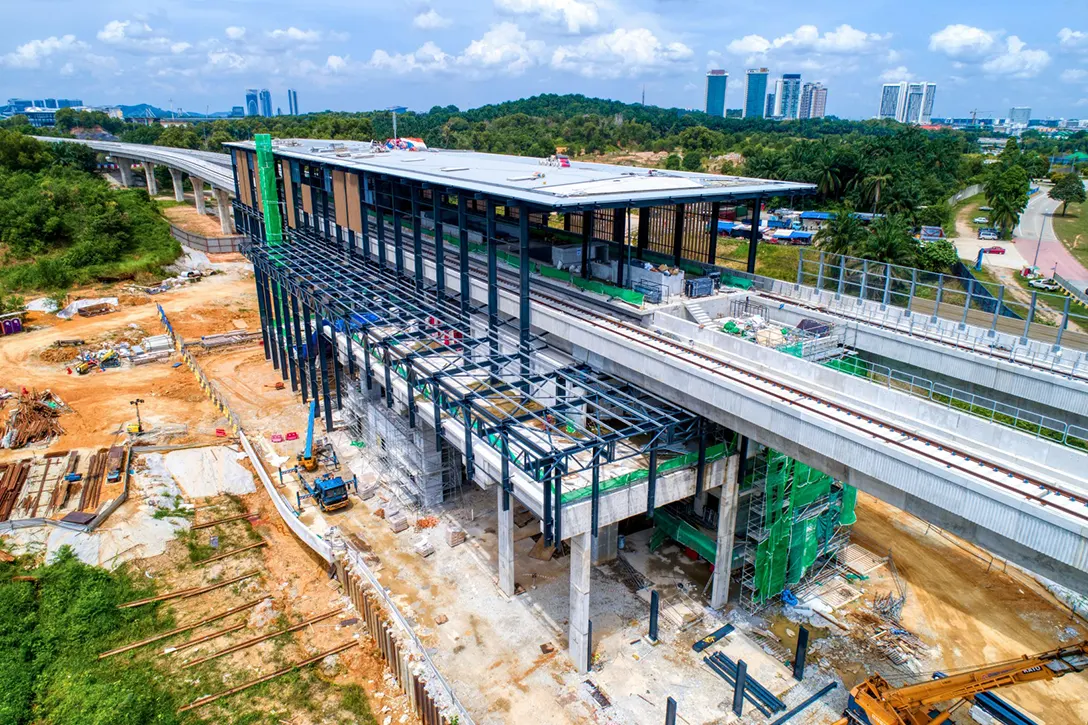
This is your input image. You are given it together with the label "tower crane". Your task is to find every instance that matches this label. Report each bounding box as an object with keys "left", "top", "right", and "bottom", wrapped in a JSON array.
[{"left": 835, "top": 640, "right": 1088, "bottom": 725}]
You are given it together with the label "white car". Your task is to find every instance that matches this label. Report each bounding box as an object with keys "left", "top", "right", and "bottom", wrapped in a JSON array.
[{"left": 973, "top": 216, "right": 989, "bottom": 224}]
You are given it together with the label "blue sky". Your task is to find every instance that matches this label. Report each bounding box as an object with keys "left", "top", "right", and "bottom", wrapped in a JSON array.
[{"left": 3, "top": 0, "right": 1087, "bottom": 119}]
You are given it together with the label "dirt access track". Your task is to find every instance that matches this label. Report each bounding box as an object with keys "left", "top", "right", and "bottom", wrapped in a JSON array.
[{"left": 0, "top": 270, "right": 260, "bottom": 461}]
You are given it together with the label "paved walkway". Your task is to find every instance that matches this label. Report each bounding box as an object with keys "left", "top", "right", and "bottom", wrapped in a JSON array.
[{"left": 1014, "top": 189, "right": 1088, "bottom": 282}]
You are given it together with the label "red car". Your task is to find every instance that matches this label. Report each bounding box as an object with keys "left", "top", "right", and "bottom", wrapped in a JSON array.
[{"left": 983, "top": 246, "right": 1006, "bottom": 254}]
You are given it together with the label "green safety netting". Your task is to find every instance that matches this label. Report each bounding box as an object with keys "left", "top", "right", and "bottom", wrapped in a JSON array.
[
  {"left": 823, "top": 354, "right": 870, "bottom": 379},
  {"left": 750, "top": 449, "right": 859, "bottom": 604},
  {"left": 561, "top": 441, "right": 733, "bottom": 504}
]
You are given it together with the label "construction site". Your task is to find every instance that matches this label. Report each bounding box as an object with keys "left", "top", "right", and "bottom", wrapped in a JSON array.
[{"left": 2, "top": 135, "right": 1087, "bottom": 725}]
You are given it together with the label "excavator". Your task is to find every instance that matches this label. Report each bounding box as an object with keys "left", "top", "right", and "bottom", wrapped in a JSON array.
[{"left": 835, "top": 640, "right": 1088, "bottom": 725}]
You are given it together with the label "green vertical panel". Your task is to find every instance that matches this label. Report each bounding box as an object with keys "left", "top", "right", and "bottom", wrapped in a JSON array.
[
  {"left": 839, "top": 484, "right": 858, "bottom": 525},
  {"left": 254, "top": 133, "right": 283, "bottom": 252}
]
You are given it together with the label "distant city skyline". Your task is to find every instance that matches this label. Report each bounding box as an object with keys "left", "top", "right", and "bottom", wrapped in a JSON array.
[{"left": 2, "top": 3, "right": 1081, "bottom": 119}]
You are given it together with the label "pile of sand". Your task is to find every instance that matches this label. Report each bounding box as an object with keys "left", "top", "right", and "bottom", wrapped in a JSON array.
[{"left": 164, "top": 446, "right": 256, "bottom": 498}]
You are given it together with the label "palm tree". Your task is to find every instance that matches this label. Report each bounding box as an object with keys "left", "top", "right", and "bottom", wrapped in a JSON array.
[
  {"left": 861, "top": 215, "right": 919, "bottom": 268},
  {"left": 862, "top": 167, "right": 893, "bottom": 213},
  {"left": 815, "top": 209, "right": 867, "bottom": 257},
  {"left": 815, "top": 150, "right": 842, "bottom": 199}
]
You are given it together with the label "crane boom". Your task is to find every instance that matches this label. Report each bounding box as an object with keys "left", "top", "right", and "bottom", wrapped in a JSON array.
[
  {"left": 298, "top": 401, "right": 318, "bottom": 472},
  {"left": 839, "top": 640, "right": 1088, "bottom": 725}
]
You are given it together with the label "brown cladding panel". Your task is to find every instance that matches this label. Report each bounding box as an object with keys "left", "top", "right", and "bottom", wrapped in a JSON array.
[
  {"left": 345, "top": 172, "right": 362, "bottom": 233},
  {"left": 233, "top": 150, "right": 252, "bottom": 208},
  {"left": 281, "top": 160, "right": 297, "bottom": 228},
  {"left": 332, "top": 170, "right": 348, "bottom": 229},
  {"left": 301, "top": 183, "right": 313, "bottom": 216},
  {"left": 249, "top": 152, "right": 262, "bottom": 208}
]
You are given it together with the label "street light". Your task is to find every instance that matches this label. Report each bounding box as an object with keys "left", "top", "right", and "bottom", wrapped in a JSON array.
[{"left": 130, "top": 398, "right": 145, "bottom": 433}]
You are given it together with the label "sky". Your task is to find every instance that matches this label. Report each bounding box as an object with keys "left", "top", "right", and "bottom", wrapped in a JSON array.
[{"left": 3, "top": 0, "right": 1087, "bottom": 120}]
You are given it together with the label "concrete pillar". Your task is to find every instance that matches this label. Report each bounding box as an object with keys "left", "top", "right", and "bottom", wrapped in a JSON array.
[
  {"left": 711, "top": 454, "right": 740, "bottom": 609},
  {"left": 168, "top": 168, "right": 185, "bottom": 202},
  {"left": 215, "top": 189, "right": 234, "bottom": 234},
  {"left": 497, "top": 486, "right": 514, "bottom": 596},
  {"left": 568, "top": 530, "right": 592, "bottom": 673},
  {"left": 693, "top": 489, "right": 708, "bottom": 518},
  {"left": 116, "top": 158, "right": 133, "bottom": 187},
  {"left": 592, "top": 522, "right": 618, "bottom": 564},
  {"left": 142, "top": 161, "right": 157, "bottom": 196},
  {"left": 191, "top": 176, "right": 206, "bottom": 214}
]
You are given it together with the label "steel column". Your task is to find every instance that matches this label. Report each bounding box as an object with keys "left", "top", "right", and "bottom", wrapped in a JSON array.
[
  {"left": 412, "top": 187, "right": 424, "bottom": 293},
  {"left": 613, "top": 208, "right": 627, "bottom": 287},
  {"left": 487, "top": 201, "right": 499, "bottom": 375},
  {"left": 708, "top": 201, "right": 721, "bottom": 264},
  {"left": 672, "top": 203, "right": 685, "bottom": 267},
  {"left": 254, "top": 268, "right": 272, "bottom": 360},
  {"left": 519, "top": 203, "right": 531, "bottom": 385},
  {"left": 746, "top": 199, "right": 762, "bottom": 274},
  {"left": 433, "top": 191, "right": 446, "bottom": 299},
  {"left": 458, "top": 195, "right": 470, "bottom": 325},
  {"left": 291, "top": 293, "right": 308, "bottom": 401},
  {"left": 302, "top": 301, "right": 320, "bottom": 416},
  {"left": 317, "top": 320, "right": 334, "bottom": 429},
  {"left": 637, "top": 208, "right": 649, "bottom": 261},
  {"left": 581, "top": 210, "right": 594, "bottom": 278}
]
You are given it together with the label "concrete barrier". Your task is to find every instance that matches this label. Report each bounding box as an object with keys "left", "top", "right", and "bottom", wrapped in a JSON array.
[{"left": 170, "top": 225, "right": 244, "bottom": 254}]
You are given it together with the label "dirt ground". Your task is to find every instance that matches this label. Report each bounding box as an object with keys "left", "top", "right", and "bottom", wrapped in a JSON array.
[
  {"left": 851, "top": 493, "right": 1088, "bottom": 724},
  {"left": 0, "top": 271, "right": 258, "bottom": 462},
  {"left": 162, "top": 201, "right": 231, "bottom": 238}
]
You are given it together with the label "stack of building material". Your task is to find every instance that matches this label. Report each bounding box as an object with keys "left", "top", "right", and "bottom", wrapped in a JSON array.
[
  {"left": 388, "top": 513, "right": 409, "bottom": 534},
  {"left": 0, "top": 461, "right": 31, "bottom": 521},
  {"left": 414, "top": 537, "right": 435, "bottom": 558},
  {"left": 194, "top": 331, "right": 263, "bottom": 350},
  {"left": 0, "top": 390, "right": 67, "bottom": 448},
  {"left": 447, "top": 524, "right": 466, "bottom": 548}
]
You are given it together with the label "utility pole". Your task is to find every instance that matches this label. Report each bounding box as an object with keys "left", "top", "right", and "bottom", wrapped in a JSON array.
[{"left": 130, "top": 398, "right": 145, "bottom": 433}]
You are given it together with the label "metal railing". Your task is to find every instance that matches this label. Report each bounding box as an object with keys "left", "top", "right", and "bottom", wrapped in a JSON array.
[{"left": 169, "top": 224, "right": 245, "bottom": 254}]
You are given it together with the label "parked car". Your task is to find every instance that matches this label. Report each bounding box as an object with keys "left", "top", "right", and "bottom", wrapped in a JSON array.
[
  {"left": 973, "top": 216, "right": 990, "bottom": 224},
  {"left": 1029, "top": 278, "right": 1061, "bottom": 291},
  {"left": 982, "top": 246, "right": 1005, "bottom": 254},
  {"left": 979, "top": 229, "right": 999, "bottom": 241}
]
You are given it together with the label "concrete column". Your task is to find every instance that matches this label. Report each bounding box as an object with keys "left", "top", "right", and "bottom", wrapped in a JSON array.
[
  {"left": 568, "top": 530, "right": 592, "bottom": 673},
  {"left": 497, "top": 486, "right": 514, "bottom": 596},
  {"left": 592, "top": 523, "right": 618, "bottom": 564},
  {"left": 711, "top": 454, "right": 741, "bottom": 609},
  {"left": 168, "top": 168, "right": 185, "bottom": 202},
  {"left": 693, "top": 489, "right": 708, "bottom": 518},
  {"left": 142, "top": 161, "right": 158, "bottom": 196},
  {"left": 215, "top": 189, "right": 234, "bottom": 234},
  {"left": 116, "top": 158, "right": 133, "bottom": 187},
  {"left": 191, "top": 177, "right": 206, "bottom": 214}
]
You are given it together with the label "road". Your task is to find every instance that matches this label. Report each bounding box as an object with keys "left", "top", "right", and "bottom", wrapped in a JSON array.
[{"left": 1014, "top": 186, "right": 1088, "bottom": 282}]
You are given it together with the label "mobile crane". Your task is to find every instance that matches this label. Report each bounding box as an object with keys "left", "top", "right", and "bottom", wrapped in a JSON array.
[
  {"left": 835, "top": 640, "right": 1088, "bottom": 725},
  {"left": 297, "top": 400, "right": 319, "bottom": 472}
]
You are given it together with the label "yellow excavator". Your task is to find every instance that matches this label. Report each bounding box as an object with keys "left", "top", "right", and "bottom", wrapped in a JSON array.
[{"left": 835, "top": 640, "right": 1088, "bottom": 725}]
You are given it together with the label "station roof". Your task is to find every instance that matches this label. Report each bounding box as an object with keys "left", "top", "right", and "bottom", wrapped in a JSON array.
[{"left": 227, "top": 139, "right": 816, "bottom": 210}]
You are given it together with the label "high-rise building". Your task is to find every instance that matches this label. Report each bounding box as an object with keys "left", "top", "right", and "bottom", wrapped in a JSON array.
[
  {"left": 765, "top": 93, "right": 777, "bottom": 118},
  {"left": 920, "top": 83, "right": 937, "bottom": 124},
  {"left": 878, "top": 82, "right": 936, "bottom": 124},
  {"left": 1009, "top": 106, "right": 1031, "bottom": 125},
  {"left": 773, "top": 74, "right": 802, "bottom": 120},
  {"left": 879, "top": 83, "right": 903, "bottom": 120},
  {"left": 245, "top": 89, "right": 259, "bottom": 116},
  {"left": 704, "top": 70, "right": 727, "bottom": 118},
  {"left": 259, "top": 89, "right": 272, "bottom": 117},
  {"left": 799, "top": 82, "right": 828, "bottom": 119},
  {"left": 288, "top": 88, "right": 299, "bottom": 116},
  {"left": 743, "top": 68, "right": 769, "bottom": 119}
]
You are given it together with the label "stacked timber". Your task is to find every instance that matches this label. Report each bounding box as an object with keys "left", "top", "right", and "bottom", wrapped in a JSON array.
[{"left": 0, "top": 461, "right": 31, "bottom": 521}]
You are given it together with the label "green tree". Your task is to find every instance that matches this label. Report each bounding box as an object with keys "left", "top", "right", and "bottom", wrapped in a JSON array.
[
  {"left": 919, "top": 238, "right": 959, "bottom": 271},
  {"left": 862, "top": 168, "right": 893, "bottom": 213},
  {"left": 156, "top": 126, "right": 201, "bottom": 149},
  {"left": 861, "top": 214, "right": 919, "bottom": 267},
  {"left": 1050, "top": 173, "right": 1086, "bottom": 216},
  {"left": 663, "top": 153, "right": 681, "bottom": 170},
  {"left": 681, "top": 151, "right": 704, "bottom": 171},
  {"left": 815, "top": 210, "right": 867, "bottom": 256},
  {"left": 985, "top": 165, "right": 1030, "bottom": 237}
]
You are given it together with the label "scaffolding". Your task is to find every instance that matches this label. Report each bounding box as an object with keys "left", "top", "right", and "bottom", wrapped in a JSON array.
[{"left": 739, "top": 447, "right": 857, "bottom": 611}]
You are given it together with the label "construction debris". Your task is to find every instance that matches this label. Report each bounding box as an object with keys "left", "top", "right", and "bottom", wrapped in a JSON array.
[
  {"left": 447, "top": 524, "right": 466, "bottom": 548},
  {"left": 0, "top": 390, "right": 68, "bottom": 449}
]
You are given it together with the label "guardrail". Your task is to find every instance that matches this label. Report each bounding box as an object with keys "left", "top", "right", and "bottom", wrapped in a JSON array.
[
  {"left": 169, "top": 225, "right": 245, "bottom": 254},
  {"left": 1055, "top": 273, "right": 1088, "bottom": 307}
]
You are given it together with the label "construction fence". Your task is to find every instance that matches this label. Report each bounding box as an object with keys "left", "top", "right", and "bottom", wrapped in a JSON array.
[{"left": 170, "top": 225, "right": 245, "bottom": 254}]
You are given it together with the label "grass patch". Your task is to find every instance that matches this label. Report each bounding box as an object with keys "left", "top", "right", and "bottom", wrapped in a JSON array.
[{"left": 1053, "top": 201, "right": 1088, "bottom": 271}]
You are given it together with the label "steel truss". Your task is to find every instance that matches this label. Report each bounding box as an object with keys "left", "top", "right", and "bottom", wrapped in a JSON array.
[{"left": 235, "top": 171, "right": 718, "bottom": 549}]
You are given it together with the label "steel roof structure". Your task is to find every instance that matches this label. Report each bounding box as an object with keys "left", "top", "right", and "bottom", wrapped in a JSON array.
[{"left": 226, "top": 138, "right": 815, "bottom": 210}]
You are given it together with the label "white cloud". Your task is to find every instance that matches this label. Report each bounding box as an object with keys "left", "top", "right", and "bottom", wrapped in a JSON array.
[
  {"left": 981, "top": 36, "right": 1050, "bottom": 78},
  {"left": 1059, "top": 28, "right": 1087, "bottom": 50},
  {"left": 96, "top": 20, "right": 189, "bottom": 54},
  {"left": 225, "top": 26, "right": 246, "bottom": 40},
  {"left": 369, "top": 41, "right": 452, "bottom": 74},
  {"left": 459, "top": 23, "right": 542, "bottom": 73},
  {"left": 495, "top": 0, "right": 600, "bottom": 34},
  {"left": 1063, "top": 68, "right": 1088, "bottom": 83},
  {"left": 268, "top": 27, "right": 322, "bottom": 43},
  {"left": 929, "top": 24, "right": 997, "bottom": 57},
  {"left": 880, "top": 65, "right": 913, "bottom": 82},
  {"left": 551, "top": 27, "right": 693, "bottom": 78},
  {"left": 206, "top": 47, "right": 254, "bottom": 72},
  {"left": 413, "top": 9, "right": 451, "bottom": 30},
  {"left": 727, "top": 24, "right": 889, "bottom": 59},
  {"left": 2, "top": 34, "right": 88, "bottom": 68},
  {"left": 326, "top": 55, "right": 348, "bottom": 72}
]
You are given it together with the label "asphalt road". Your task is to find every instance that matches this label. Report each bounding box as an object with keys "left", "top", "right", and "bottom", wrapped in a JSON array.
[{"left": 1014, "top": 185, "right": 1088, "bottom": 282}]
